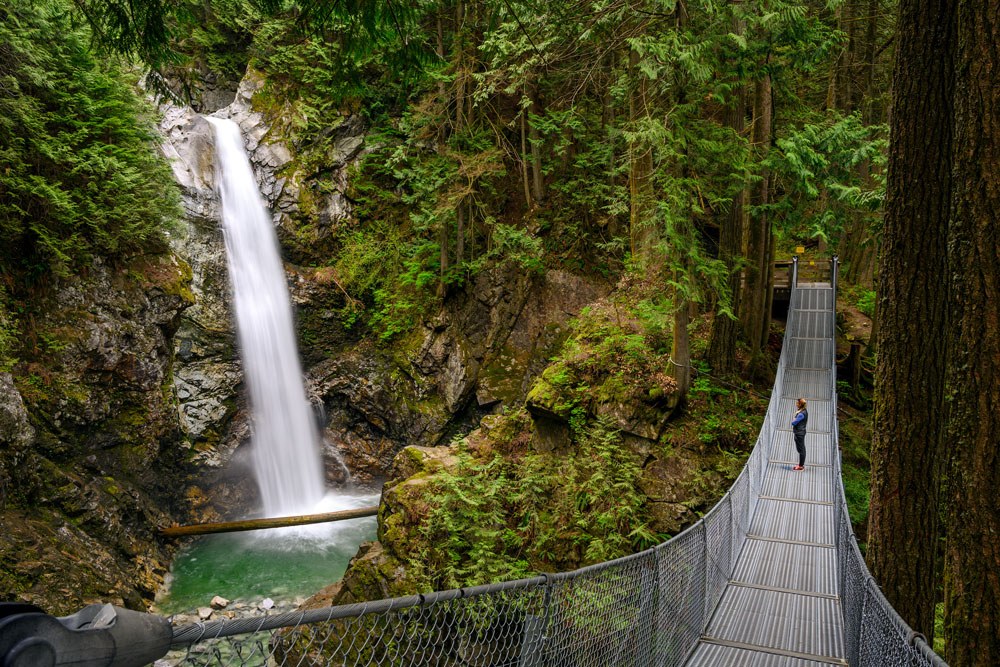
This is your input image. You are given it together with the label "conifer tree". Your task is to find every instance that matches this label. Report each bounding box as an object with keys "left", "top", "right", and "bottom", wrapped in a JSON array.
[
  {"left": 943, "top": 0, "right": 1000, "bottom": 661},
  {"left": 867, "top": 0, "right": 954, "bottom": 641},
  {"left": 0, "top": 0, "right": 179, "bottom": 278}
]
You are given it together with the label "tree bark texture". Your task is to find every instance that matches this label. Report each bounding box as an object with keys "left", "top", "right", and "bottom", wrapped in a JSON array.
[
  {"left": 741, "top": 73, "right": 772, "bottom": 353},
  {"left": 628, "top": 49, "right": 657, "bottom": 269},
  {"left": 826, "top": 3, "right": 844, "bottom": 110},
  {"left": 438, "top": 217, "right": 450, "bottom": 297},
  {"left": 456, "top": 200, "right": 466, "bottom": 266},
  {"left": 943, "top": 0, "right": 1000, "bottom": 663},
  {"left": 672, "top": 293, "right": 691, "bottom": 396},
  {"left": 841, "top": 0, "right": 883, "bottom": 287},
  {"left": 708, "top": 79, "right": 746, "bottom": 375},
  {"left": 528, "top": 80, "right": 545, "bottom": 203},
  {"left": 161, "top": 506, "right": 379, "bottom": 538},
  {"left": 860, "top": 0, "right": 882, "bottom": 123},
  {"left": 841, "top": 162, "right": 876, "bottom": 287},
  {"left": 520, "top": 110, "right": 532, "bottom": 207},
  {"left": 866, "top": 0, "right": 955, "bottom": 640}
]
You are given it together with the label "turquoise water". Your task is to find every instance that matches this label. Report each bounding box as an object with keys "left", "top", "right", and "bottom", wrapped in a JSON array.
[{"left": 159, "top": 491, "right": 379, "bottom": 614}]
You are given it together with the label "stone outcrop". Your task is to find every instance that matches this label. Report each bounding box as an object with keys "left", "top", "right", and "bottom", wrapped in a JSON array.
[
  {"left": 157, "top": 66, "right": 241, "bottom": 115},
  {"left": 0, "top": 256, "right": 194, "bottom": 614},
  {"left": 159, "top": 101, "right": 243, "bottom": 468},
  {"left": 299, "top": 266, "right": 608, "bottom": 483},
  {"left": 0, "top": 373, "right": 34, "bottom": 453}
]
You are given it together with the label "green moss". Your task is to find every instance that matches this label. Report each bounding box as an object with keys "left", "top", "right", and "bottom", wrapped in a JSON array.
[
  {"left": 110, "top": 406, "right": 150, "bottom": 430},
  {"left": 842, "top": 463, "right": 870, "bottom": 528},
  {"left": 103, "top": 478, "right": 121, "bottom": 496},
  {"left": 377, "top": 512, "right": 408, "bottom": 549},
  {"left": 407, "top": 447, "right": 432, "bottom": 466},
  {"left": 484, "top": 409, "right": 532, "bottom": 447},
  {"left": 164, "top": 259, "right": 196, "bottom": 305},
  {"left": 595, "top": 373, "right": 630, "bottom": 403},
  {"left": 526, "top": 365, "right": 579, "bottom": 421}
]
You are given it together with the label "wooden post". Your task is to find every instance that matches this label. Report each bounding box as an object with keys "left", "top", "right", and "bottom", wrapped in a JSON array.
[
  {"left": 847, "top": 342, "right": 862, "bottom": 389},
  {"left": 160, "top": 506, "right": 379, "bottom": 538}
]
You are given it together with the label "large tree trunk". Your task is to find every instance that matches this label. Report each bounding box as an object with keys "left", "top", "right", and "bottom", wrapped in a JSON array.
[
  {"left": 943, "top": 0, "right": 1000, "bottom": 662},
  {"left": 707, "top": 69, "right": 746, "bottom": 374},
  {"left": 841, "top": 0, "right": 883, "bottom": 286},
  {"left": 741, "top": 72, "right": 772, "bottom": 353},
  {"left": 438, "top": 219, "right": 450, "bottom": 297},
  {"left": 841, "top": 154, "right": 877, "bottom": 287},
  {"left": 520, "top": 110, "right": 532, "bottom": 207},
  {"left": 860, "top": 0, "right": 882, "bottom": 122},
  {"left": 866, "top": 0, "right": 955, "bottom": 640},
  {"left": 527, "top": 80, "right": 545, "bottom": 204},
  {"left": 628, "top": 49, "right": 657, "bottom": 269},
  {"left": 826, "top": 2, "right": 844, "bottom": 110},
  {"left": 672, "top": 292, "right": 691, "bottom": 396},
  {"left": 456, "top": 201, "right": 466, "bottom": 266}
]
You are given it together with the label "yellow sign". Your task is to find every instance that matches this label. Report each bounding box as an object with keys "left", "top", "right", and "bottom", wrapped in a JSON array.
[{"left": 795, "top": 246, "right": 805, "bottom": 254}]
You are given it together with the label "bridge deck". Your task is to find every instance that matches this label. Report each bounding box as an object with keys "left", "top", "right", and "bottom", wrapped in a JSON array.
[{"left": 686, "top": 285, "right": 846, "bottom": 667}]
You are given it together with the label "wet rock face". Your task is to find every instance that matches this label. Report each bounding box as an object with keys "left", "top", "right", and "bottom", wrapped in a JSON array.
[
  {"left": 159, "top": 66, "right": 240, "bottom": 114},
  {"left": 0, "top": 257, "right": 194, "bottom": 614},
  {"left": 0, "top": 373, "right": 34, "bottom": 453},
  {"left": 159, "top": 101, "right": 242, "bottom": 460},
  {"left": 299, "top": 267, "right": 608, "bottom": 483},
  {"left": 309, "top": 350, "right": 451, "bottom": 480},
  {"left": 211, "top": 70, "right": 366, "bottom": 263}
]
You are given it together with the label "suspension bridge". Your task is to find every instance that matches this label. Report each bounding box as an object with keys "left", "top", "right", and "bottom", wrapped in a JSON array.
[{"left": 0, "top": 257, "right": 947, "bottom": 666}]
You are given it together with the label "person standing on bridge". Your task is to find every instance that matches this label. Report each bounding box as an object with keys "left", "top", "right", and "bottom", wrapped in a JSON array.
[{"left": 791, "top": 398, "right": 808, "bottom": 470}]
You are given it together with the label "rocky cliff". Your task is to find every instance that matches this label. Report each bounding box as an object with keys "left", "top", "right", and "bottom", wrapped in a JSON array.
[{"left": 0, "top": 256, "right": 194, "bottom": 613}]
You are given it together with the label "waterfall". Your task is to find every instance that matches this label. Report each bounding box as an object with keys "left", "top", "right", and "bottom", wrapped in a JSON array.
[{"left": 206, "top": 116, "right": 326, "bottom": 518}]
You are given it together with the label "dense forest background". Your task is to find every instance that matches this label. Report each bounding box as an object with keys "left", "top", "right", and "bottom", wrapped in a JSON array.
[{"left": 0, "top": 0, "right": 996, "bottom": 663}]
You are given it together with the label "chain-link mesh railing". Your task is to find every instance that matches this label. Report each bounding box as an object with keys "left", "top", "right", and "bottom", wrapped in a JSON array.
[
  {"left": 8, "top": 258, "right": 947, "bottom": 666},
  {"left": 827, "top": 258, "right": 948, "bottom": 667},
  {"left": 161, "top": 446, "right": 777, "bottom": 667}
]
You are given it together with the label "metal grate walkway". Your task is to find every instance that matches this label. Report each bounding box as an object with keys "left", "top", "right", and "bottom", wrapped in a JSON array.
[{"left": 686, "top": 285, "right": 846, "bottom": 667}]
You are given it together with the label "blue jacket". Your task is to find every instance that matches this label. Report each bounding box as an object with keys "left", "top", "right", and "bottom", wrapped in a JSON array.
[{"left": 792, "top": 409, "right": 808, "bottom": 435}]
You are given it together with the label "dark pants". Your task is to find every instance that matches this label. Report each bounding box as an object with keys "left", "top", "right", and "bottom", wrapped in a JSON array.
[{"left": 794, "top": 431, "right": 806, "bottom": 466}]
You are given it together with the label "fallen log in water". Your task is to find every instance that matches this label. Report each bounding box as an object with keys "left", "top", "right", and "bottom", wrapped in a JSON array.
[{"left": 160, "top": 506, "right": 380, "bottom": 538}]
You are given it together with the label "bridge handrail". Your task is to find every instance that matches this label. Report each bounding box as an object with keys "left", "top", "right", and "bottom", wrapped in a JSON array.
[{"left": 826, "top": 257, "right": 947, "bottom": 667}]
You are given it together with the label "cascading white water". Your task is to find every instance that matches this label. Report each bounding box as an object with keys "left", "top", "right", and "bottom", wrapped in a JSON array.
[{"left": 206, "top": 116, "right": 326, "bottom": 518}]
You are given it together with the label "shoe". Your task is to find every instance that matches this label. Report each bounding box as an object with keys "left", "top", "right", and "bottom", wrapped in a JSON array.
[{"left": 792, "top": 465, "right": 804, "bottom": 471}]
